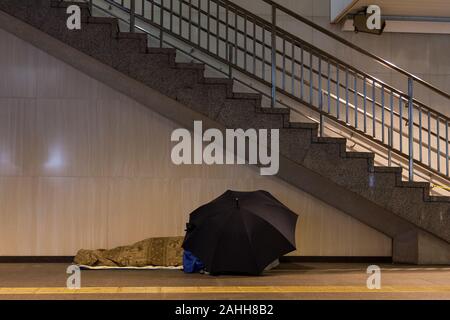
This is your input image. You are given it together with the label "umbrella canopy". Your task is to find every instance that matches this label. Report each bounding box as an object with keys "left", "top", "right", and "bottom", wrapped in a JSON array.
[{"left": 182, "top": 190, "right": 298, "bottom": 275}]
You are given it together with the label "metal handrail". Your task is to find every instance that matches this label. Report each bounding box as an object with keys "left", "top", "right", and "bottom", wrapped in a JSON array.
[
  {"left": 106, "top": 0, "right": 447, "bottom": 187},
  {"left": 221, "top": 0, "right": 450, "bottom": 181},
  {"left": 211, "top": 0, "right": 450, "bottom": 122},
  {"left": 262, "top": 0, "right": 450, "bottom": 101},
  {"left": 113, "top": 0, "right": 447, "bottom": 148},
  {"left": 84, "top": 0, "right": 449, "bottom": 182},
  {"left": 184, "top": 0, "right": 450, "bottom": 124}
]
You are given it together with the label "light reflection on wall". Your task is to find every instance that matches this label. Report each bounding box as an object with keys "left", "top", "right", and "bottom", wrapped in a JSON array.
[
  {"left": 0, "top": 152, "right": 9, "bottom": 165},
  {"left": 0, "top": 151, "right": 15, "bottom": 172},
  {"left": 44, "top": 146, "right": 65, "bottom": 170},
  {"left": 369, "top": 173, "right": 375, "bottom": 188}
]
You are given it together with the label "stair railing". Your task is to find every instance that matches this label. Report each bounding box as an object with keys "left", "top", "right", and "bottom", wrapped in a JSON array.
[
  {"left": 84, "top": 0, "right": 450, "bottom": 184},
  {"left": 264, "top": 0, "right": 450, "bottom": 182}
]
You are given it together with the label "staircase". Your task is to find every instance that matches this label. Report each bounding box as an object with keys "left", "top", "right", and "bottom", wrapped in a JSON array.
[{"left": 1, "top": 0, "right": 450, "bottom": 264}]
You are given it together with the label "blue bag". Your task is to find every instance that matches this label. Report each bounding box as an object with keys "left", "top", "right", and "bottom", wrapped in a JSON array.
[{"left": 183, "top": 250, "right": 205, "bottom": 273}]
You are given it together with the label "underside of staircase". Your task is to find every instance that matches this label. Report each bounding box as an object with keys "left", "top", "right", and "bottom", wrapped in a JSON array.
[{"left": 1, "top": 0, "right": 450, "bottom": 264}]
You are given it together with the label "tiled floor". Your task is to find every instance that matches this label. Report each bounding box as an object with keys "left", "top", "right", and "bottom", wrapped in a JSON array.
[{"left": 1, "top": 262, "right": 450, "bottom": 299}]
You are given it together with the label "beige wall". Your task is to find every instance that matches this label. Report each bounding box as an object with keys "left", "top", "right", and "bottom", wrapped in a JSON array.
[{"left": 0, "top": 27, "right": 392, "bottom": 256}]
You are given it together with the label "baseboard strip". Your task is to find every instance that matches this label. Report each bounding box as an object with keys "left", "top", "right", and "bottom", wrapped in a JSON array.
[
  {"left": 0, "top": 256, "right": 75, "bottom": 263},
  {"left": 0, "top": 256, "right": 392, "bottom": 264},
  {"left": 280, "top": 256, "right": 393, "bottom": 263}
]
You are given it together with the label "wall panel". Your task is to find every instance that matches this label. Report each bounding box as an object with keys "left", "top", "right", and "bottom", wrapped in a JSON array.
[{"left": 0, "top": 27, "right": 392, "bottom": 257}]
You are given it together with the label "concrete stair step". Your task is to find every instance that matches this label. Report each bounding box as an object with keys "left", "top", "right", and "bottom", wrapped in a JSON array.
[
  {"left": 116, "top": 32, "right": 148, "bottom": 54},
  {"left": 201, "top": 78, "right": 234, "bottom": 96},
  {"left": 175, "top": 62, "right": 205, "bottom": 71},
  {"left": 279, "top": 128, "right": 315, "bottom": 164},
  {"left": 87, "top": 17, "right": 119, "bottom": 33},
  {"left": 256, "top": 106, "right": 290, "bottom": 115},
  {"left": 215, "top": 102, "right": 285, "bottom": 130},
  {"left": 255, "top": 107, "right": 290, "bottom": 127},
  {"left": 398, "top": 181, "right": 431, "bottom": 189},
  {"left": 112, "top": 53, "right": 175, "bottom": 77},
  {"left": 175, "top": 84, "right": 229, "bottom": 118},
  {"left": 45, "top": 22, "right": 116, "bottom": 65},
  {"left": 130, "top": 65, "right": 205, "bottom": 99},
  {"left": 314, "top": 136, "right": 347, "bottom": 145},
  {"left": 232, "top": 92, "right": 261, "bottom": 101},
  {"left": 429, "top": 195, "right": 450, "bottom": 202},
  {"left": 345, "top": 151, "right": 375, "bottom": 159},
  {"left": 374, "top": 166, "right": 403, "bottom": 174},
  {"left": 147, "top": 47, "right": 177, "bottom": 55},
  {"left": 287, "top": 122, "right": 318, "bottom": 130}
]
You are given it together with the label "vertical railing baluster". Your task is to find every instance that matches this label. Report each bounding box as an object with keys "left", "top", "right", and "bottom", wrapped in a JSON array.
[
  {"left": 300, "top": 47, "right": 304, "bottom": 100},
  {"left": 345, "top": 67, "right": 349, "bottom": 123},
  {"left": 228, "top": 44, "right": 233, "bottom": 79},
  {"left": 271, "top": 4, "right": 277, "bottom": 107},
  {"left": 399, "top": 97, "right": 403, "bottom": 153},
  {"left": 388, "top": 130, "right": 392, "bottom": 167},
  {"left": 130, "top": 0, "right": 135, "bottom": 33},
  {"left": 206, "top": 0, "right": 210, "bottom": 51},
  {"left": 291, "top": 43, "right": 295, "bottom": 95},
  {"left": 262, "top": 28, "right": 266, "bottom": 81},
  {"left": 336, "top": 64, "right": 340, "bottom": 119},
  {"left": 234, "top": 12, "right": 237, "bottom": 65},
  {"left": 389, "top": 91, "right": 394, "bottom": 165},
  {"left": 178, "top": 0, "right": 181, "bottom": 35},
  {"left": 309, "top": 50, "right": 313, "bottom": 105},
  {"left": 372, "top": 80, "right": 376, "bottom": 138},
  {"left": 419, "top": 106, "right": 423, "bottom": 163},
  {"left": 381, "top": 85, "right": 385, "bottom": 144},
  {"left": 327, "top": 60, "right": 331, "bottom": 113},
  {"left": 160, "top": 0, "right": 164, "bottom": 47},
  {"left": 215, "top": 3, "right": 219, "bottom": 55},
  {"left": 89, "top": 0, "right": 93, "bottom": 13},
  {"left": 390, "top": 91, "right": 394, "bottom": 152},
  {"left": 428, "top": 110, "right": 431, "bottom": 167},
  {"left": 354, "top": 73, "right": 358, "bottom": 128},
  {"left": 197, "top": 0, "right": 200, "bottom": 46},
  {"left": 407, "top": 77, "right": 414, "bottom": 181},
  {"left": 225, "top": 2, "right": 229, "bottom": 61},
  {"left": 253, "top": 19, "right": 256, "bottom": 75},
  {"left": 363, "top": 76, "right": 367, "bottom": 133},
  {"left": 188, "top": 0, "right": 192, "bottom": 42},
  {"left": 151, "top": 0, "right": 155, "bottom": 22},
  {"left": 282, "top": 38, "right": 286, "bottom": 91},
  {"left": 437, "top": 116, "right": 441, "bottom": 173},
  {"left": 319, "top": 57, "right": 323, "bottom": 137},
  {"left": 446, "top": 121, "right": 449, "bottom": 176},
  {"left": 244, "top": 14, "right": 248, "bottom": 71},
  {"left": 169, "top": 0, "right": 173, "bottom": 32},
  {"left": 345, "top": 67, "right": 349, "bottom": 124}
]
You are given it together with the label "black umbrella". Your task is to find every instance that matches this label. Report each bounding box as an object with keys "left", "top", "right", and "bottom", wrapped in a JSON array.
[{"left": 182, "top": 190, "right": 298, "bottom": 275}]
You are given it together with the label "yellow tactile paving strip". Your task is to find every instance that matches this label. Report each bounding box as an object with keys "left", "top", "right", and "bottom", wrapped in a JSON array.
[{"left": 1, "top": 286, "right": 450, "bottom": 295}]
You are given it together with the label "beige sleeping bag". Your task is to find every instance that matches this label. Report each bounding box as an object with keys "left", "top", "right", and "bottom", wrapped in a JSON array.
[{"left": 74, "top": 236, "right": 184, "bottom": 267}]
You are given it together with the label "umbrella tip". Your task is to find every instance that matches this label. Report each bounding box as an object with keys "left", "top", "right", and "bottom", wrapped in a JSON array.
[{"left": 235, "top": 197, "right": 239, "bottom": 209}]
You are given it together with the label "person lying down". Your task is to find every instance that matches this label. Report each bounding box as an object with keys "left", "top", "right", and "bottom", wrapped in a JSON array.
[{"left": 74, "top": 236, "right": 184, "bottom": 269}]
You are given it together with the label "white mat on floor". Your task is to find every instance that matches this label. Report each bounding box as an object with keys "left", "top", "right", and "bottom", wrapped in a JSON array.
[{"left": 78, "top": 265, "right": 183, "bottom": 270}]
